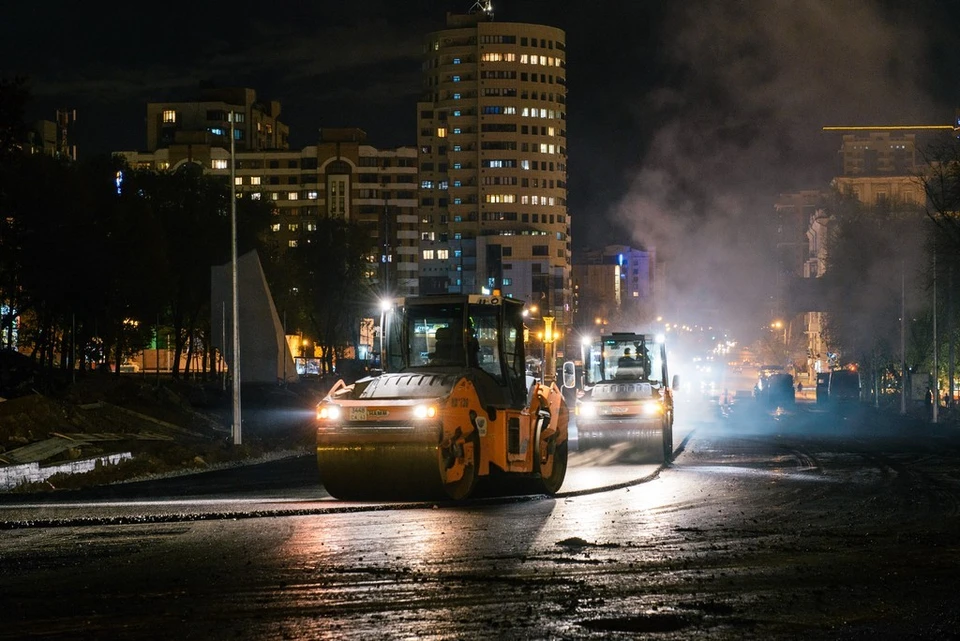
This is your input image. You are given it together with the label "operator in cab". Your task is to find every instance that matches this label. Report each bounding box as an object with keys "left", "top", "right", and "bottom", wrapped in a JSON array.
[{"left": 616, "top": 347, "right": 643, "bottom": 379}]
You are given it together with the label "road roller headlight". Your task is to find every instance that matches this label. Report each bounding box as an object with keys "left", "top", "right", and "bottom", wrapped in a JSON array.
[
  {"left": 317, "top": 404, "right": 342, "bottom": 421},
  {"left": 641, "top": 401, "right": 663, "bottom": 416},
  {"left": 578, "top": 402, "right": 596, "bottom": 417},
  {"left": 413, "top": 404, "right": 439, "bottom": 419}
]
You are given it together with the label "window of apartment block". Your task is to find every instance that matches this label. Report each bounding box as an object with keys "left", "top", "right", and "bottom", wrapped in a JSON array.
[
  {"left": 162, "top": 109, "right": 176, "bottom": 123},
  {"left": 327, "top": 175, "right": 349, "bottom": 218},
  {"left": 212, "top": 159, "right": 228, "bottom": 170}
]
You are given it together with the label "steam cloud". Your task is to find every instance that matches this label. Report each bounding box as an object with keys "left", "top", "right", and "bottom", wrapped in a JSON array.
[{"left": 616, "top": 0, "right": 948, "bottom": 339}]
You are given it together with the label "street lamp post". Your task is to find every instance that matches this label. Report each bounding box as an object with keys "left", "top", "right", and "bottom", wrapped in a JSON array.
[
  {"left": 230, "top": 111, "right": 242, "bottom": 445},
  {"left": 771, "top": 320, "right": 786, "bottom": 344},
  {"left": 379, "top": 299, "right": 392, "bottom": 370}
]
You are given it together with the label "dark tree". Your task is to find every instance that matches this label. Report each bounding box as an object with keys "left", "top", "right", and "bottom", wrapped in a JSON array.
[
  {"left": 822, "top": 190, "right": 930, "bottom": 398},
  {"left": 0, "top": 77, "right": 29, "bottom": 159},
  {"left": 120, "top": 164, "right": 270, "bottom": 378},
  {"left": 281, "top": 218, "right": 376, "bottom": 375}
]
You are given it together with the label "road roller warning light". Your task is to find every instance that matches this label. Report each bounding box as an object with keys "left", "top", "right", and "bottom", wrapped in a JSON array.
[{"left": 315, "top": 293, "right": 569, "bottom": 501}]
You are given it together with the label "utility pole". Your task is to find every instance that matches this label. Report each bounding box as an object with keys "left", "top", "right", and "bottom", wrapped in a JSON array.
[
  {"left": 949, "top": 265, "right": 955, "bottom": 410},
  {"left": 933, "top": 247, "right": 938, "bottom": 424},
  {"left": 900, "top": 259, "right": 906, "bottom": 416},
  {"left": 230, "top": 111, "right": 242, "bottom": 444}
]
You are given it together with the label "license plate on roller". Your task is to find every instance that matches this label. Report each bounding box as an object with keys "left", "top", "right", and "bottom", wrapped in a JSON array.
[{"left": 349, "top": 407, "right": 368, "bottom": 421}]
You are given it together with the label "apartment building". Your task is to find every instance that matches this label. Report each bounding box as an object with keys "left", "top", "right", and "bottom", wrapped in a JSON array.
[
  {"left": 145, "top": 87, "right": 289, "bottom": 153},
  {"left": 416, "top": 8, "right": 571, "bottom": 324},
  {"left": 118, "top": 107, "right": 419, "bottom": 296},
  {"left": 572, "top": 245, "right": 657, "bottom": 330},
  {"left": 831, "top": 130, "right": 924, "bottom": 205}
]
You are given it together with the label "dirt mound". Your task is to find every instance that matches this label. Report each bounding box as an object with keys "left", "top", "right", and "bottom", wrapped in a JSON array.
[
  {"left": 0, "top": 375, "right": 328, "bottom": 492},
  {"left": 0, "top": 394, "right": 84, "bottom": 448}
]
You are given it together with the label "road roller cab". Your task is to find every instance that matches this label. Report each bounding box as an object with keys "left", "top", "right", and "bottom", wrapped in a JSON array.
[{"left": 315, "top": 293, "right": 569, "bottom": 501}]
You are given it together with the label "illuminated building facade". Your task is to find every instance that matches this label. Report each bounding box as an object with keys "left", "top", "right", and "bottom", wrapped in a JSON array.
[
  {"left": 118, "top": 125, "right": 419, "bottom": 296},
  {"left": 416, "top": 8, "right": 571, "bottom": 324},
  {"left": 831, "top": 131, "right": 924, "bottom": 205}
]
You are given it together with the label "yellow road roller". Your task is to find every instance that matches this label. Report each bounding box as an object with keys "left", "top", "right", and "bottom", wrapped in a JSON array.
[{"left": 316, "top": 293, "right": 568, "bottom": 500}]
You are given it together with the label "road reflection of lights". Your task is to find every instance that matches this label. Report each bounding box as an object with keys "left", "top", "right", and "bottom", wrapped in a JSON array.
[
  {"left": 279, "top": 514, "right": 448, "bottom": 576},
  {"left": 690, "top": 466, "right": 831, "bottom": 481},
  {"left": 620, "top": 477, "right": 674, "bottom": 514}
]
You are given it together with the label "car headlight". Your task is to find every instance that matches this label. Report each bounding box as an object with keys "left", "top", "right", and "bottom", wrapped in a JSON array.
[
  {"left": 317, "top": 404, "right": 341, "bottom": 421},
  {"left": 413, "top": 404, "right": 438, "bottom": 419},
  {"left": 578, "top": 402, "right": 596, "bottom": 417}
]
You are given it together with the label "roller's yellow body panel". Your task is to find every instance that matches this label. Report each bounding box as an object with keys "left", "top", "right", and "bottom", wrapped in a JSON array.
[{"left": 316, "top": 373, "right": 568, "bottom": 500}]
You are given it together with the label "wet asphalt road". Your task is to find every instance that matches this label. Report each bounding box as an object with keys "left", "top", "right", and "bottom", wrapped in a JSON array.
[{"left": 2, "top": 398, "right": 960, "bottom": 640}]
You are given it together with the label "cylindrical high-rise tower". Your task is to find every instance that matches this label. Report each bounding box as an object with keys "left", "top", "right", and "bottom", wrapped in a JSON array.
[{"left": 417, "top": 8, "right": 570, "bottom": 325}]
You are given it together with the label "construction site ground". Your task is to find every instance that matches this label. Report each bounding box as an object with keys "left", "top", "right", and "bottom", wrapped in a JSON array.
[{"left": 0, "top": 370, "right": 326, "bottom": 493}]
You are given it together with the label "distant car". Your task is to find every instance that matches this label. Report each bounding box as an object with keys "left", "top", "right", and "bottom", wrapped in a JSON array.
[
  {"left": 828, "top": 370, "right": 861, "bottom": 403},
  {"left": 758, "top": 372, "right": 795, "bottom": 407}
]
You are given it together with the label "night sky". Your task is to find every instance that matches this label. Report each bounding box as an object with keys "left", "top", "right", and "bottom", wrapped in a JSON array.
[{"left": 4, "top": 0, "right": 959, "bottom": 331}]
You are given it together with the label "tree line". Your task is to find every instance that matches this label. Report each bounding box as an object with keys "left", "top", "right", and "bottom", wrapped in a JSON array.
[
  {"left": 817, "top": 138, "right": 960, "bottom": 405},
  {"left": 0, "top": 77, "right": 376, "bottom": 389}
]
